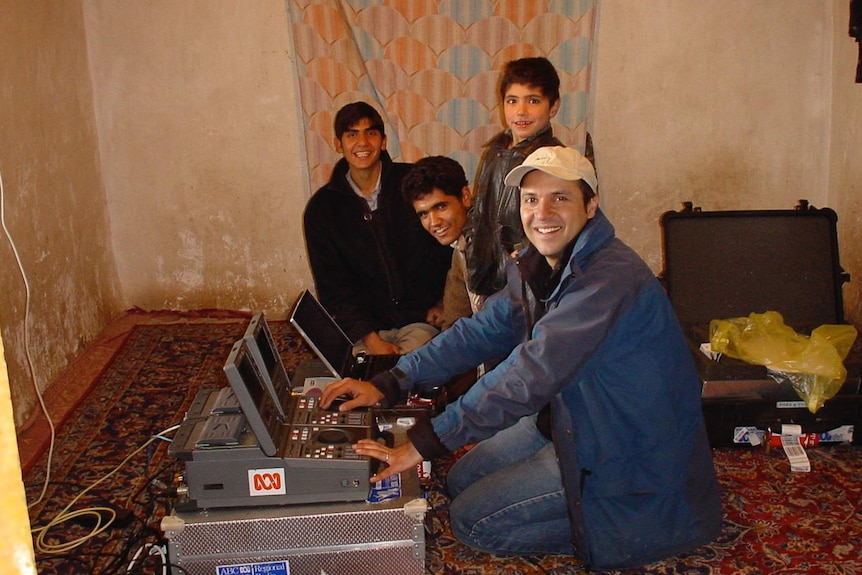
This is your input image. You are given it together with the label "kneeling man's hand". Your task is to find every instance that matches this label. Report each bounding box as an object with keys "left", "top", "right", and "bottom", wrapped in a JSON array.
[
  {"left": 352, "top": 439, "right": 423, "bottom": 483},
  {"left": 320, "top": 378, "right": 384, "bottom": 411}
]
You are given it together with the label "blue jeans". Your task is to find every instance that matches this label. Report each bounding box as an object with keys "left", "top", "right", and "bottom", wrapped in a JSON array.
[{"left": 446, "top": 415, "right": 575, "bottom": 556}]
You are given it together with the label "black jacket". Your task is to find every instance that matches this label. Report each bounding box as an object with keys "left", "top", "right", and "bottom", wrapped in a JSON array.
[
  {"left": 464, "top": 126, "right": 564, "bottom": 296},
  {"left": 303, "top": 151, "right": 451, "bottom": 342}
]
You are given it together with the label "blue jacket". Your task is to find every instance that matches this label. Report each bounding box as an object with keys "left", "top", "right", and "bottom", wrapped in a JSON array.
[{"left": 382, "top": 209, "right": 722, "bottom": 569}]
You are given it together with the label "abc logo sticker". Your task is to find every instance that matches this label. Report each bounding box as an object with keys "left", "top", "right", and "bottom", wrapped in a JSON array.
[{"left": 248, "top": 468, "right": 287, "bottom": 496}]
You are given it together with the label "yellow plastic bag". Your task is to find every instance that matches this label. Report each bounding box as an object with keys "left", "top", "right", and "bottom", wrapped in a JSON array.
[{"left": 709, "top": 311, "right": 857, "bottom": 413}]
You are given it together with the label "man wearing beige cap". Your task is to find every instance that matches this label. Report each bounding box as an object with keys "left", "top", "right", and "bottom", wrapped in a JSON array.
[{"left": 323, "top": 146, "right": 722, "bottom": 570}]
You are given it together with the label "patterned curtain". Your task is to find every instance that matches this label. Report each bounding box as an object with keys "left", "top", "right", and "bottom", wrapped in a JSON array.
[{"left": 286, "top": 0, "right": 595, "bottom": 193}]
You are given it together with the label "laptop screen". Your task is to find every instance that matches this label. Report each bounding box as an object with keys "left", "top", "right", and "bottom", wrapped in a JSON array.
[
  {"left": 288, "top": 290, "right": 354, "bottom": 379},
  {"left": 242, "top": 313, "right": 290, "bottom": 417},
  {"left": 223, "top": 338, "right": 282, "bottom": 456}
]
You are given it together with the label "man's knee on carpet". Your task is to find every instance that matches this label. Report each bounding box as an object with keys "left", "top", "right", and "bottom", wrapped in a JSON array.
[{"left": 449, "top": 488, "right": 575, "bottom": 556}]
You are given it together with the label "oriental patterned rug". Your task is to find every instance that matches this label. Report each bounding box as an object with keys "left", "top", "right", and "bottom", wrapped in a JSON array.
[{"left": 24, "top": 319, "right": 862, "bottom": 574}]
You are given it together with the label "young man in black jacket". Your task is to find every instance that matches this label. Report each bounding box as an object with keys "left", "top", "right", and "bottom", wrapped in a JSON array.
[{"left": 303, "top": 102, "right": 451, "bottom": 354}]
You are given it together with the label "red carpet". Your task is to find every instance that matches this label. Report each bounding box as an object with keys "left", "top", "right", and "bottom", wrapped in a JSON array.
[{"left": 22, "top": 319, "right": 862, "bottom": 574}]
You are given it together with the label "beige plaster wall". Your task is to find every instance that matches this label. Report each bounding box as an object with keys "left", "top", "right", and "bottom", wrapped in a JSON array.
[
  {"left": 830, "top": 0, "right": 862, "bottom": 326},
  {"left": 0, "top": 1, "right": 121, "bottom": 426},
  {"left": 84, "top": 1, "right": 310, "bottom": 315},
  {"left": 592, "top": 0, "right": 835, "bottom": 273}
]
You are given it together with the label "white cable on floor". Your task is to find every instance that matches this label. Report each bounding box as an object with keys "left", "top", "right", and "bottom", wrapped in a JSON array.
[{"left": 0, "top": 165, "right": 56, "bottom": 508}]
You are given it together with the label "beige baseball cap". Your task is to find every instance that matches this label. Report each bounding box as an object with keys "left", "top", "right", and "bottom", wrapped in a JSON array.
[{"left": 504, "top": 146, "right": 598, "bottom": 193}]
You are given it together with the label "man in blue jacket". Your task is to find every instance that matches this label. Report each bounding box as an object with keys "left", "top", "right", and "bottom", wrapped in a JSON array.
[{"left": 322, "top": 147, "right": 722, "bottom": 569}]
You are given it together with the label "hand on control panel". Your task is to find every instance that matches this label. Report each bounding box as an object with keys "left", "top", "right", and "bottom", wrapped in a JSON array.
[
  {"left": 323, "top": 394, "right": 351, "bottom": 412},
  {"left": 320, "top": 377, "right": 385, "bottom": 412},
  {"left": 352, "top": 438, "right": 423, "bottom": 483}
]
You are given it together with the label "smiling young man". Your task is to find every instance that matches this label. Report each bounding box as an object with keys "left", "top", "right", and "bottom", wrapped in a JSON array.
[
  {"left": 401, "top": 156, "right": 478, "bottom": 329},
  {"left": 465, "top": 56, "right": 565, "bottom": 300},
  {"left": 322, "top": 146, "right": 722, "bottom": 570},
  {"left": 302, "top": 102, "right": 451, "bottom": 355}
]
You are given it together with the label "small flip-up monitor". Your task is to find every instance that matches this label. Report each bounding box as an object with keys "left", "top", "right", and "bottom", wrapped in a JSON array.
[
  {"left": 288, "top": 290, "right": 354, "bottom": 379},
  {"left": 242, "top": 313, "right": 291, "bottom": 418},
  {"left": 223, "top": 338, "right": 284, "bottom": 456}
]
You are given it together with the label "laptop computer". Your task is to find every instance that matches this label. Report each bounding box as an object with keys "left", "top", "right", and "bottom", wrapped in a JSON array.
[{"left": 288, "top": 289, "right": 400, "bottom": 380}]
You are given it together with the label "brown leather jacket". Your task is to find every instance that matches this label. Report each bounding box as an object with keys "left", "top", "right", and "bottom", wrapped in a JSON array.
[{"left": 464, "top": 126, "right": 563, "bottom": 296}]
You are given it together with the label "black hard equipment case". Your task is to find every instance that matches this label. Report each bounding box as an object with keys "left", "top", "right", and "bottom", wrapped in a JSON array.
[{"left": 659, "top": 200, "right": 862, "bottom": 446}]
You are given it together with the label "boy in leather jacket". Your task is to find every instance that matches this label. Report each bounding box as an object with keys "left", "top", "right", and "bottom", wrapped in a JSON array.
[{"left": 464, "top": 56, "right": 564, "bottom": 300}]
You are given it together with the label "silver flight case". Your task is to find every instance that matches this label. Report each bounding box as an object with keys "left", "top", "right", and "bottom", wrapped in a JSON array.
[{"left": 162, "top": 420, "right": 428, "bottom": 575}]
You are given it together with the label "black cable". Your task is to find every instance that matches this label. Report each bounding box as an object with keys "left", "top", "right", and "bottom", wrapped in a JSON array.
[
  {"left": 87, "top": 517, "right": 147, "bottom": 575},
  {"left": 32, "top": 495, "right": 158, "bottom": 575},
  {"left": 122, "top": 545, "right": 177, "bottom": 575}
]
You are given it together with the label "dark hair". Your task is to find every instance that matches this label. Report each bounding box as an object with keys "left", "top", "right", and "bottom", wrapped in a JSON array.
[
  {"left": 333, "top": 101, "right": 386, "bottom": 139},
  {"left": 401, "top": 156, "right": 468, "bottom": 204},
  {"left": 499, "top": 57, "right": 561, "bottom": 104},
  {"left": 577, "top": 180, "right": 596, "bottom": 207}
]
